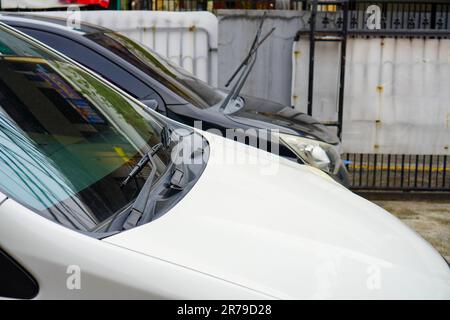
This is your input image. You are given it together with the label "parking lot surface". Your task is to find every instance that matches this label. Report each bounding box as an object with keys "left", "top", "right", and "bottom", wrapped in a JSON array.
[{"left": 374, "top": 200, "right": 450, "bottom": 263}]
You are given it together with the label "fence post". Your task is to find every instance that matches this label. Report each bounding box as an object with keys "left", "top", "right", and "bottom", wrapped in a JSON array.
[{"left": 307, "top": 0, "right": 317, "bottom": 116}]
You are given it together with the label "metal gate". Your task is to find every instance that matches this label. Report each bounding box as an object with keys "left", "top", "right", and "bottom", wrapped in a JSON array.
[
  {"left": 344, "top": 153, "right": 450, "bottom": 191},
  {"left": 293, "top": 0, "right": 450, "bottom": 192}
]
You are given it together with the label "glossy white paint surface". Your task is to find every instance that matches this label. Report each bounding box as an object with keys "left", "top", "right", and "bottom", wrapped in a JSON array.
[
  {"left": 0, "top": 131, "right": 449, "bottom": 299},
  {"left": 0, "top": 195, "right": 270, "bottom": 299},
  {"left": 105, "top": 131, "right": 450, "bottom": 299}
]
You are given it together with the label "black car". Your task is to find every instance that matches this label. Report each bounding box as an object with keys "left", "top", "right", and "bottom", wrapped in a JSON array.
[{"left": 1, "top": 13, "right": 349, "bottom": 185}]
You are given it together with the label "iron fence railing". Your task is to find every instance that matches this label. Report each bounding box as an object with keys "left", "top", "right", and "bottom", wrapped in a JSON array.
[
  {"left": 301, "top": 1, "right": 450, "bottom": 35},
  {"left": 344, "top": 153, "right": 450, "bottom": 191},
  {"left": 120, "top": 0, "right": 450, "bottom": 16},
  {"left": 123, "top": 1, "right": 300, "bottom": 11},
  {"left": 349, "top": 1, "right": 450, "bottom": 31},
  {"left": 121, "top": 1, "right": 450, "bottom": 35}
]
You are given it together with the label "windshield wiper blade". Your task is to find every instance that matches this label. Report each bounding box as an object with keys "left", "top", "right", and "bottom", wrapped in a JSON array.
[
  {"left": 122, "top": 153, "right": 190, "bottom": 230},
  {"left": 120, "top": 142, "right": 163, "bottom": 188},
  {"left": 120, "top": 125, "right": 172, "bottom": 230},
  {"left": 219, "top": 13, "right": 275, "bottom": 112},
  {"left": 224, "top": 11, "right": 267, "bottom": 87},
  {"left": 120, "top": 126, "right": 171, "bottom": 188},
  {"left": 122, "top": 151, "right": 158, "bottom": 230}
]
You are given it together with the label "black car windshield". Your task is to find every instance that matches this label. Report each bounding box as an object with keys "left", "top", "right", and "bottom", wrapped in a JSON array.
[
  {"left": 85, "top": 31, "right": 226, "bottom": 109},
  {"left": 0, "top": 25, "right": 173, "bottom": 232}
]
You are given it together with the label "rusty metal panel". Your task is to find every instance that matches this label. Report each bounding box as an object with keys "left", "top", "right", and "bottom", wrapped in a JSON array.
[{"left": 292, "top": 37, "right": 450, "bottom": 155}]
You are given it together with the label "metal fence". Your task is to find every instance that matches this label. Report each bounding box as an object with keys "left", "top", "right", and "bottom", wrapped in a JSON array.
[
  {"left": 123, "top": 0, "right": 450, "bottom": 16},
  {"left": 120, "top": 1, "right": 316, "bottom": 11},
  {"left": 126, "top": 0, "right": 209, "bottom": 11},
  {"left": 348, "top": 1, "right": 450, "bottom": 31},
  {"left": 300, "top": 0, "right": 450, "bottom": 36},
  {"left": 295, "top": 1, "right": 450, "bottom": 192},
  {"left": 125, "top": 1, "right": 303, "bottom": 11},
  {"left": 345, "top": 154, "right": 450, "bottom": 191}
]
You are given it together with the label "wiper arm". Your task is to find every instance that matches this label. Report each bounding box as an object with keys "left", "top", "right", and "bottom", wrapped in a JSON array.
[
  {"left": 122, "top": 157, "right": 189, "bottom": 230},
  {"left": 120, "top": 125, "right": 172, "bottom": 230},
  {"left": 219, "top": 13, "right": 275, "bottom": 112},
  {"left": 122, "top": 150, "right": 158, "bottom": 230},
  {"left": 225, "top": 38, "right": 276, "bottom": 89},
  {"left": 120, "top": 142, "right": 163, "bottom": 188},
  {"left": 230, "top": 28, "right": 275, "bottom": 98},
  {"left": 225, "top": 11, "right": 267, "bottom": 87},
  {"left": 120, "top": 125, "right": 171, "bottom": 188}
]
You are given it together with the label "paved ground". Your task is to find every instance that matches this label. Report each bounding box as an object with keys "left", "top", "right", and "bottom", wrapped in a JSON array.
[{"left": 373, "top": 200, "right": 450, "bottom": 263}]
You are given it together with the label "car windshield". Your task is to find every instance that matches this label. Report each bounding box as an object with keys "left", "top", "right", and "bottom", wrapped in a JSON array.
[
  {"left": 0, "top": 25, "right": 173, "bottom": 232},
  {"left": 85, "top": 31, "right": 226, "bottom": 109}
]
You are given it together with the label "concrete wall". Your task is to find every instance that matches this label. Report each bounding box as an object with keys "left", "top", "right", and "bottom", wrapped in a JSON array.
[{"left": 217, "top": 10, "right": 308, "bottom": 106}]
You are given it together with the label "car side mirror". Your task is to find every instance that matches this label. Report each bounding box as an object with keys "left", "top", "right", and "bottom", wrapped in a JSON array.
[{"left": 140, "top": 99, "right": 159, "bottom": 111}]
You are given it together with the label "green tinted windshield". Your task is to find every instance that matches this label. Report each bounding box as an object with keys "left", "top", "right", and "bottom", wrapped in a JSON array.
[{"left": 0, "top": 25, "right": 172, "bottom": 231}]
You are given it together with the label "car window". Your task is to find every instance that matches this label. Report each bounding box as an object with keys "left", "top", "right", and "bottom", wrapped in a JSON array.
[
  {"left": 0, "top": 248, "right": 39, "bottom": 299},
  {"left": 16, "top": 27, "right": 164, "bottom": 104},
  {"left": 85, "top": 32, "right": 226, "bottom": 108},
  {"left": 0, "top": 25, "right": 173, "bottom": 232}
]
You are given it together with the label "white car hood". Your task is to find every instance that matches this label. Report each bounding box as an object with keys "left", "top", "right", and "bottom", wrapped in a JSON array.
[{"left": 105, "top": 132, "right": 450, "bottom": 299}]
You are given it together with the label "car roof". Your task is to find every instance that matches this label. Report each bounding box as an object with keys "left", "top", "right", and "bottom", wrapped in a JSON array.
[
  {"left": 0, "top": 13, "right": 186, "bottom": 105},
  {"left": 0, "top": 13, "right": 110, "bottom": 35}
]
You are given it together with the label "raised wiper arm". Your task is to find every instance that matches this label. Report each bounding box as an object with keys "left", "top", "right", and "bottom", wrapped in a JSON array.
[
  {"left": 225, "top": 11, "right": 268, "bottom": 87},
  {"left": 219, "top": 26, "right": 276, "bottom": 112},
  {"left": 229, "top": 28, "right": 275, "bottom": 97}
]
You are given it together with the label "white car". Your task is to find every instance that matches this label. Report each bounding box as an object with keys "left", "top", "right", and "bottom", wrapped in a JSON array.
[{"left": 0, "top": 23, "right": 449, "bottom": 300}]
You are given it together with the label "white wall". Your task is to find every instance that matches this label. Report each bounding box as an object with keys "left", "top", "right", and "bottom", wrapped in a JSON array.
[
  {"left": 292, "top": 37, "right": 450, "bottom": 155},
  {"left": 218, "top": 10, "right": 305, "bottom": 107},
  {"left": 29, "top": 10, "right": 218, "bottom": 86}
]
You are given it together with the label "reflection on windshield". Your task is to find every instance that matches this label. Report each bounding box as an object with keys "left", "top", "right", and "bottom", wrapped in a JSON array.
[
  {"left": 0, "top": 111, "right": 98, "bottom": 229},
  {"left": 86, "top": 32, "right": 226, "bottom": 108},
  {"left": 0, "top": 30, "right": 172, "bottom": 232}
]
